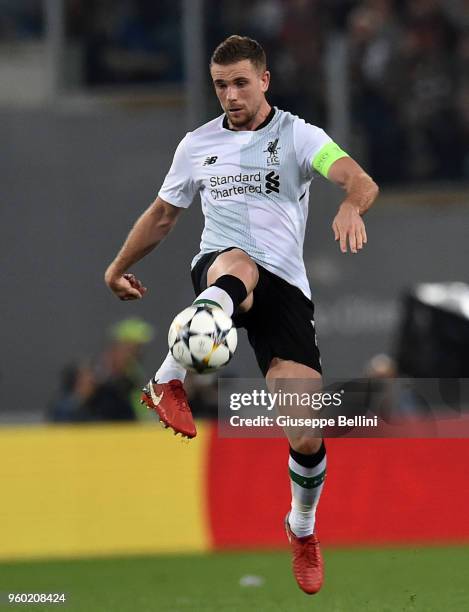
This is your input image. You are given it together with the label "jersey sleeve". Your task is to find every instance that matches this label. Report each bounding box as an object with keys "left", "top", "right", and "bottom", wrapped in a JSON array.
[
  {"left": 293, "top": 118, "right": 349, "bottom": 179},
  {"left": 158, "top": 134, "right": 198, "bottom": 208}
]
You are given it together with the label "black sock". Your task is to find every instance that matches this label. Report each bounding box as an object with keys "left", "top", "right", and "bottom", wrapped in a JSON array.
[
  {"left": 193, "top": 274, "right": 248, "bottom": 315},
  {"left": 289, "top": 441, "right": 326, "bottom": 468},
  {"left": 211, "top": 275, "right": 248, "bottom": 311}
]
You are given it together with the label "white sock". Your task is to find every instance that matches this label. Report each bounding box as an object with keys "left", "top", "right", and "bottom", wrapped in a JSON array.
[
  {"left": 193, "top": 286, "right": 234, "bottom": 317},
  {"left": 154, "top": 351, "right": 186, "bottom": 383},
  {"left": 288, "top": 453, "right": 327, "bottom": 538}
]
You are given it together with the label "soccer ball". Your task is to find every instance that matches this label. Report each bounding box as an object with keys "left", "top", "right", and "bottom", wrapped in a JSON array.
[{"left": 168, "top": 305, "right": 237, "bottom": 373}]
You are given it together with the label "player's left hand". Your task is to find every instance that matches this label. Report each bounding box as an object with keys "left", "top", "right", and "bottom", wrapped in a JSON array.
[{"left": 332, "top": 202, "right": 367, "bottom": 254}]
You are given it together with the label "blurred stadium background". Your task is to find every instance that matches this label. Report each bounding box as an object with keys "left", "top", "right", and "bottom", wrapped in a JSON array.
[{"left": 1, "top": 1, "right": 469, "bottom": 610}]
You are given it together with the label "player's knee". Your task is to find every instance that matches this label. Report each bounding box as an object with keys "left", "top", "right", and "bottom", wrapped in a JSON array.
[
  {"left": 208, "top": 249, "right": 258, "bottom": 292},
  {"left": 238, "top": 292, "right": 254, "bottom": 313},
  {"left": 240, "top": 258, "right": 259, "bottom": 289},
  {"left": 290, "top": 436, "right": 323, "bottom": 455},
  {"left": 226, "top": 250, "right": 258, "bottom": 289}
]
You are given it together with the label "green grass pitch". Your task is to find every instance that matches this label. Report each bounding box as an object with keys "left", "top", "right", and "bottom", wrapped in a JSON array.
[{"left": 0, "top": 547, "right": 468, "bottom": 611}]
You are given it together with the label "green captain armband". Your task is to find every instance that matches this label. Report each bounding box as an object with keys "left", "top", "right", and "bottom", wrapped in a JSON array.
[{"left": 312, "top": 142, "right": 349, "bottom": 178}]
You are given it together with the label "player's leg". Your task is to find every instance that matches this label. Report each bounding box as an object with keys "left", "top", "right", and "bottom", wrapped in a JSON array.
[
  {"left": 152, "top": 248, "right": 257, "bottom": 385},
  {"left": 267, "top": 359, "right": 325, "bottom": 538},
  {"left": 266, "top": 360, "right": 326, "bottom": 541},
  {"left": 266, "top": 358, "right": 326, "bottom": 595},
  {"left": 243, "top": 265, "right": 325, "bottom": 593},
  {"left": 142, "top": 248, "right": 258, "bottom": 438}
]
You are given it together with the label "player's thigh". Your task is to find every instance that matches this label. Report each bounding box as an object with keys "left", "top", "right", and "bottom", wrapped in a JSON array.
[
  {"left": 246, "top": 268, "right": 322, "bottom": 377},
  {"left": 245, "top": 270, "right": 323, "bottom": 453},
  {"left": 206, "top": 248, "right": 258, "bottom": 289},
  {"left": 267, "top": 358, "right": 322, "bottom": 380}
]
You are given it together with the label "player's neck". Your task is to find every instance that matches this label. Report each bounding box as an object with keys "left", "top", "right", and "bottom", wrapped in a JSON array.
[{"left": 228, "top": 101, "right": 272, "bottom": 132}]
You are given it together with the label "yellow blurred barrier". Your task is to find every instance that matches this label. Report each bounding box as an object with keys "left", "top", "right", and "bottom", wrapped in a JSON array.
[{"left": 0, "top": 423, "right": 210, "bottom": 560}]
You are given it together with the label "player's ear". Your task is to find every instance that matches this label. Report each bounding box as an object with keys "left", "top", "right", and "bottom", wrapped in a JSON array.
[{"left": 261, "top": 70, "right": 270, "bottom": 93}]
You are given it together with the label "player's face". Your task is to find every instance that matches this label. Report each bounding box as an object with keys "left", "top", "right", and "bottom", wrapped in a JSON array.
[{"left": 210, "top": 60, "right": 270, "bottom": 129}]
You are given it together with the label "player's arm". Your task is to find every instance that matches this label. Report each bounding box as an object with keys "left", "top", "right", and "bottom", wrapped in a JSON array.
[
  {"left": 327, "top": 156, "right": 379, "bottom": 254},
  {"left": 104, "top": 197, "right": 182, "bottom": 300}
]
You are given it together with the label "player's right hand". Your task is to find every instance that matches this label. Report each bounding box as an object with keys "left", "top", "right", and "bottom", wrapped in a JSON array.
[{"left": 105, "top": 272, "right": 147, "bottom": 301}]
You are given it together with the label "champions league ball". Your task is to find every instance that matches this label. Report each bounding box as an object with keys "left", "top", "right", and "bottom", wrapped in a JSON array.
[{"left": 168, "top": 305, "right": 237, "bottom": 373}]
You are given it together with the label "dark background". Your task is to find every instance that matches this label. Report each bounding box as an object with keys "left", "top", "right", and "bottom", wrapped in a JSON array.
[
  {"left": 1, "top": 0, "right": 468, "bottom": 418},
  {"left": 2, "top": 105, "right": 468, "bottom": 416}
]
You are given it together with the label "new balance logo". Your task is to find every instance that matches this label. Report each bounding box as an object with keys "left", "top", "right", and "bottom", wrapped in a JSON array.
[
  {"left": 203, "top": 156, "right": 218, "bottom": 165},
  {"left": 265, "top": 171, "right": 280, "bottom": 194}
]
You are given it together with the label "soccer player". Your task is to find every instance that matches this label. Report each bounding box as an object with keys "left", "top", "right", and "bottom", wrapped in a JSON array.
[{"left": 105, "top": 35, "right": 379, "bottom": 595}]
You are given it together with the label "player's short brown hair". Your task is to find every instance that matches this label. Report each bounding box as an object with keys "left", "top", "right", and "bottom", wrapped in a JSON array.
[{"left": 210, "top": 35, "right": 266, "bottom": 72}]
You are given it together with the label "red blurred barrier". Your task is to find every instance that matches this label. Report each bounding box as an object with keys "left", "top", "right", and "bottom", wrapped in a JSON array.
[{"left": 207, "top": 429, "right": 469, "bottom": 548}]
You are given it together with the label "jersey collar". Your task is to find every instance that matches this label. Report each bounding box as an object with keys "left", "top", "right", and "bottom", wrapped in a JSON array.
[{"left": 222, "top": 106, "right": 276, "bottom": 132}]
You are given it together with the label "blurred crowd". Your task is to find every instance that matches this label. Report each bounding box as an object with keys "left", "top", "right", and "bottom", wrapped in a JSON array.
[
  {"left": 206, "top": 0, "right": 469, "bottom": 184},
  {"left": 48, "top": 317, "right": 219, "bottom": 423},
  {"left": 1, "top": 0, "right": 468, "bottom": 183},
  {"left": 48, "top": 317, "right": 154, "bottom": 422},
  {"left": 67, "top": 0, "right": 183, "bottom": 86},
  {"left": 0, "top": 0, "right": 182, "bottom": 84},
  {"left": 0, "top": 0, "right": 43, "bottom": 39},
  {"left": 346, "top": 0, "right": 469, "bottom": 183}
]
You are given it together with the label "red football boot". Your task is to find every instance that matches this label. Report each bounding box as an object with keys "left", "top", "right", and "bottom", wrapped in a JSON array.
[
  {"left": 141, "top": 378, "right": 197, "bottom": 439},
  {"left": 285, "top": 513, "right": 324, "bottom": 595}
]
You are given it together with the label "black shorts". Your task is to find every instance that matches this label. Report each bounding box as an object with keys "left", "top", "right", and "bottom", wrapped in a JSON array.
[{"left": 191, "top": 249, "right": 322, "bottom": 377}]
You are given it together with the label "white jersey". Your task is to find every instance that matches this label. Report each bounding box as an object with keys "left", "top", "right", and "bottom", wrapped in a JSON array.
[{"left": 159, "top": 107, "right": 348, "bottom": 299}]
